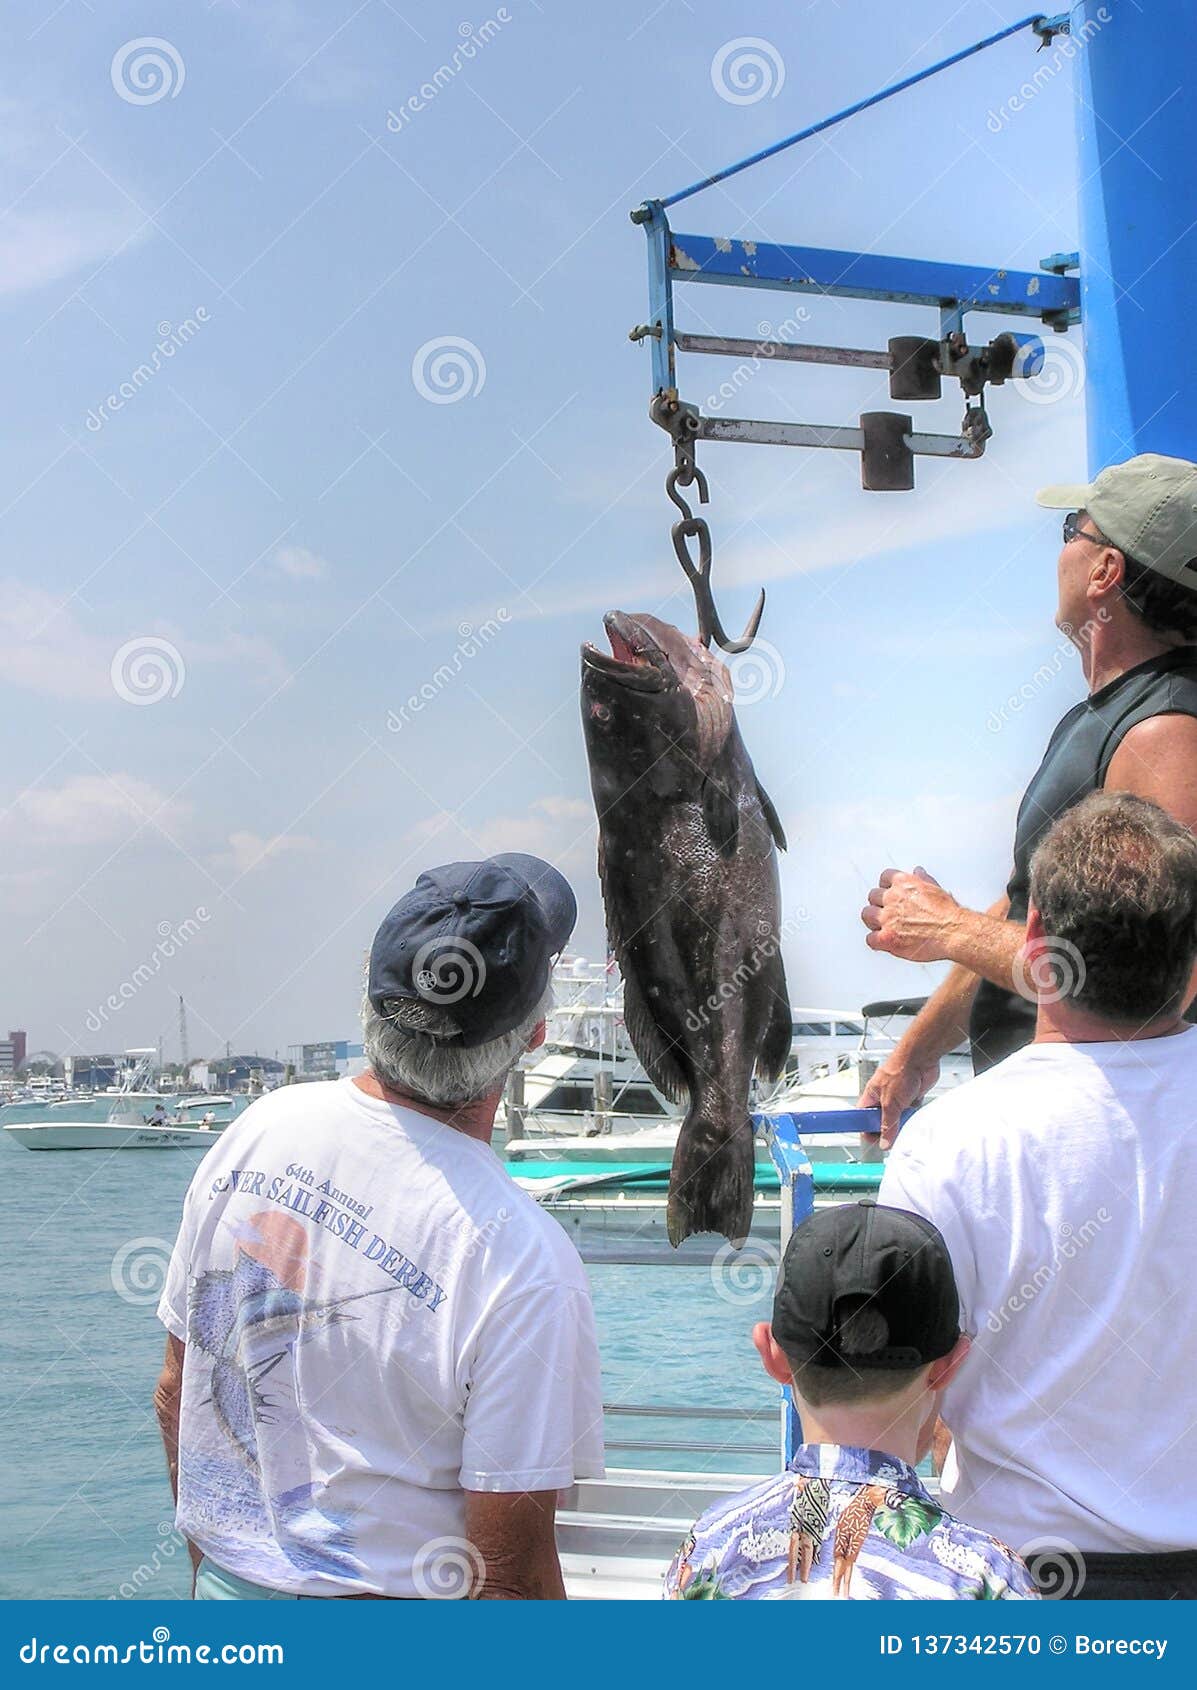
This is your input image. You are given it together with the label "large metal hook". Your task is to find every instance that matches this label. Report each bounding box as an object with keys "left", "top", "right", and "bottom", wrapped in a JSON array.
[{"left": 664, "top": 453, "right": 764, "bottom": 654}]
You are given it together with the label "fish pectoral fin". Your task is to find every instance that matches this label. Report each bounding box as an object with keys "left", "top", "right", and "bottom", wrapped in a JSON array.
[
  {"left": 755, "top": 777, "right": 787, "bottom": 852},
  {"left": 621, "top": 968, "right": 689, "bottom": 1103},
  {"left": 701, "top": 775, "right": 740, "bottom": 858}
]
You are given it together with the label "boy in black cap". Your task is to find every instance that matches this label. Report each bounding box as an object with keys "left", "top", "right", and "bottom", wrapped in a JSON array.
[{"left": 664, "top": 1203, "right": 1038, "bottom": 1600}]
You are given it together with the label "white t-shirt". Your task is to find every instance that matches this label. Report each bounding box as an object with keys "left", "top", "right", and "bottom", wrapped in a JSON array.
[
  {"left": 158, "top": 1078, "right": 604, "bottom": 1596},
  {"left": 880, "top": 1029, "right": 1197, "bottom": 1555}
]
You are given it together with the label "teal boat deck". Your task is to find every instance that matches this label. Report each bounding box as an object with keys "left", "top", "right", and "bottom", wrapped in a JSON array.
[{"left": 509, "top": 1159, "right": 884, "bottom": 1194}]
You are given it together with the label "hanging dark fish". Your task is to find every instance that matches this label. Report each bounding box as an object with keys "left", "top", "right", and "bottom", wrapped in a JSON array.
[{"left": 580, "top": 611, "right": 790, "bottom": 1246}]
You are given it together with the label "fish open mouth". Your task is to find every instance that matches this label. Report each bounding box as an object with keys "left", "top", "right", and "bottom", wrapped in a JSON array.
[{"left": 581, "top": 612, "right": 667, "bottom": 691}]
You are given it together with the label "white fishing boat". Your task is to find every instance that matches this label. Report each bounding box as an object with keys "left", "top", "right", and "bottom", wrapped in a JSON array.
[
  {"left": 0, "top": 1052, "right": 243, "bottom": 1149},
  {"left": 3, "top": 1117, "right": 224, "bottom": 1151}
]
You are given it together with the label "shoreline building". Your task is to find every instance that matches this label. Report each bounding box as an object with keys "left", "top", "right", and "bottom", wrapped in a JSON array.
[{"left": 0, "top": 1030, "right": 28, "bottom": 1079}]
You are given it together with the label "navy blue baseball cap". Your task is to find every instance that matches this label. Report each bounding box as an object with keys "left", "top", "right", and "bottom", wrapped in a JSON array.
[{"left": 368, "top": 853, "right": 577, "bottom": 1047}]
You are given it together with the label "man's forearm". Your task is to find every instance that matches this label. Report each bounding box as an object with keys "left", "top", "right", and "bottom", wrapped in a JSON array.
[
  {"left": 154, "top": 1335, "right": 184, "bottom": 1501},
  {"left": 894, "top": 964, "right": 982, "bottom": 1067},
  {"left": 892, "top": 896, "right": 1015, "bottom": 1063},
  {"left": 154, "top": 1380, "right": 180, "bottom": 1500},
  {"left": 941, "top": 907, "right": 1027, "bottom": 993}
]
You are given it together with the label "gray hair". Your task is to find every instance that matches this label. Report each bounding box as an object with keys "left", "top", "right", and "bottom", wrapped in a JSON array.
[
  {"left": 1029, "top": 790, "right": 1197, "bottom": 1025},
  {"left": 360, "top": 985, "right": 552, "bottom": 1106}
]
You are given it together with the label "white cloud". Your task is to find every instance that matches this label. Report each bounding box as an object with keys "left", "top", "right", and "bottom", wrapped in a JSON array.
[
  {"left": 0, "top": 207, "right": 147, "bottom": 299},
  {"left": 0, "top": 579, "right": 290, "bottom": 700},
  {"left": 220, "top": 831, "right": 318, "bottom": 877},
  {"left": 273, "top": 544, "right": 328, "bottom": 580},
  {"left": 395, "top": 796, "right": 595, "bottom": 876},
  {"left": 2, "top": 773, "right": 190, "bottom": 843}
]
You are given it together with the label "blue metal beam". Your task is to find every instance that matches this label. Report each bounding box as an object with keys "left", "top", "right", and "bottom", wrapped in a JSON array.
[
  {"left": 667, "top": 229, "right": 1079, "bottom": 323},
  {"left": 655, "top": 13, "right": 1050, "bottom": 211}
]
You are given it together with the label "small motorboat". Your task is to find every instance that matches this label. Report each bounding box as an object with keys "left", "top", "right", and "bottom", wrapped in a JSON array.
[{"left": 2, "top": 1116, "right": 224, "bottom": 1151}]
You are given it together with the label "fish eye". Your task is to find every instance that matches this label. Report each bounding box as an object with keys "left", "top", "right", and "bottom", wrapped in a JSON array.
[{"left": 592, "top": 703, "right": 611, "bottom": 723}]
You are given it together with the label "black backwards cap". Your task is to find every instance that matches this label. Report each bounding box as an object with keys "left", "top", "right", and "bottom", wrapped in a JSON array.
[{"left": 772, "top": 1201, "right": 960, "bottom": 1369}]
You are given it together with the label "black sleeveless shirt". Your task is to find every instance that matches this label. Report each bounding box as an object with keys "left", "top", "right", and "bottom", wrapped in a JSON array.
[{"left": 970, "top": 648, "right": 1197, "bottom": 1071}]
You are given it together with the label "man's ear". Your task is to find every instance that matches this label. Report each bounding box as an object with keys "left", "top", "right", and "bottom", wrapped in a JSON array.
[
  {"left": 1023, "top": 903, "right": 1049, "bottom": 983},
  {"left": 1088, "top": 543, "right": 1126, "bottom": 607},
  {"left": 526, "top": 1018, "right": 546, "bottom": 1055},
  {"left": 927, "top": 1333, "right": 971, "bottom": 1393},
  {"left": 753, "top": 1322, "right": 794, "bottom": 1387},
  {"left": 1025, "top": 902, "right": 1045, "bottom": 947}
]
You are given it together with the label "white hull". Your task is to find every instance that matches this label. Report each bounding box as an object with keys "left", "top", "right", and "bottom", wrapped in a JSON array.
[{"left": 3, "top": 1120, "right": 225, "bottom": 1151}]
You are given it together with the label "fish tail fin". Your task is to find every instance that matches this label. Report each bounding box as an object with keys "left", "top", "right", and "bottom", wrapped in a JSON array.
[{"left": 667, "top": 1113, "right": 755, "bottom": 1248}]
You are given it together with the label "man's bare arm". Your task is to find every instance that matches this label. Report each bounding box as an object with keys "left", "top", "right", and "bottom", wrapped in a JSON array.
[
  {"left": 154, "top": 1333, "right": 185, "bottom": 1500},
  {"left": 463, "top": 1488, "right": 565, "bottom": 1600},
  {"left": 1106, "top": 714, "right": 1197, "bottom": 828},
  {"left": 864, "top": 871, "right": 1025, "bottom": 990},
  {"left": 860, "top": 896, "right": 1011, "bottom": 1144},
  {"left": 155, "top": 1333, "right": 202, "bottom": 1578}
]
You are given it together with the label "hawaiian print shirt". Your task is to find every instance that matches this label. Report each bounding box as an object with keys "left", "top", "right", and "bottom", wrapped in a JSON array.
[{"left": 663, "top": 1444, "right": 1041, "bottom": 1600}]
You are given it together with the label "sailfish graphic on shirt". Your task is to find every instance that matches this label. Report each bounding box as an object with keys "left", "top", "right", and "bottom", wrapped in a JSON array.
[{"left": 188, "top": 1248, "right": 410, "bottom": 1470}]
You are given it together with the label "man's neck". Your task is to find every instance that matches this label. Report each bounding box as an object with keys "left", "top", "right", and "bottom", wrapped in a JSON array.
[
  {"left": 1034, "top": 1002, "right": 1189, "bottom": 1046},
  {"left": 352, "top": 1070, "right": 501, "bottom": 1144},
  {"left": 1080, "top": 612, "right": 1184, "bottom": 694}
]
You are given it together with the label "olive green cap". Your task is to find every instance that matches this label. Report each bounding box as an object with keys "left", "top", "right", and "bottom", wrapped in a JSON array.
[{"left": 1037, "top": 453, "right": 1197, "bottom": 586}]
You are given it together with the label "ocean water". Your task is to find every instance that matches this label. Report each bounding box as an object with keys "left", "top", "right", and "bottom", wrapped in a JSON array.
[{"left": 0, "top": 1133, "right": 775, "bottom": 1601}]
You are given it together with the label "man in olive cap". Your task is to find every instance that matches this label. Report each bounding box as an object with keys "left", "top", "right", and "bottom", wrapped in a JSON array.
[{"left": 859, "top": 453, "right": 1197, "bottom": 1137}]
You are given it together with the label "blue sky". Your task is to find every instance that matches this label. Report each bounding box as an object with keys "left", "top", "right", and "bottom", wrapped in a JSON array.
[{"left": 0, "top": 0, "right": 1091, "bottom": 1062}]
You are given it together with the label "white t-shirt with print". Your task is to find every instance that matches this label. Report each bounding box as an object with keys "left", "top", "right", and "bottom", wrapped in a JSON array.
[
  {"left": 158, "top": 1078, "right": 604, "bottom": 1596},
  {"left": 880, "top": 1029, "right": 1197, "bottom": 1555}
]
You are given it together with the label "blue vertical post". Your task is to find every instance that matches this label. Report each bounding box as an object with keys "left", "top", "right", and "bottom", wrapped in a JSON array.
[
  {"left": 637, "top": 201, "right": 677, "bottom": 395},
  {"left": 1075, "top": 0, "right": 1197, "bottom": 470},
  {"left": 764, "top": 1112, "right": 814, "bottom": 1463}
]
